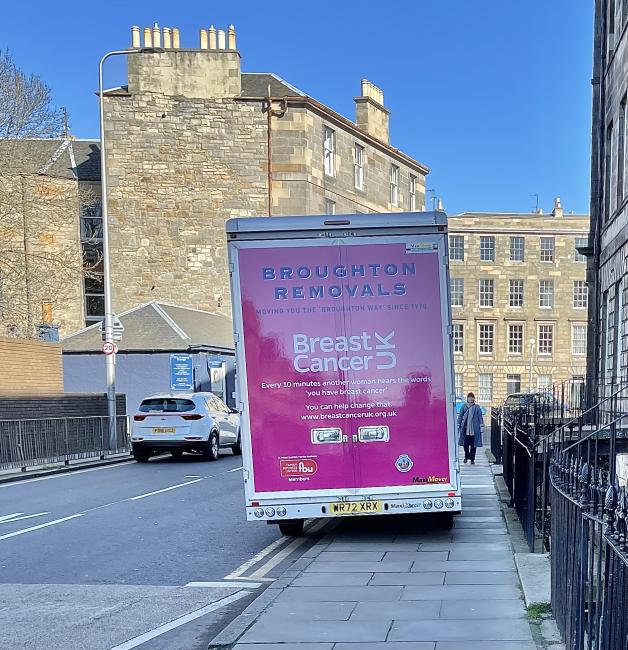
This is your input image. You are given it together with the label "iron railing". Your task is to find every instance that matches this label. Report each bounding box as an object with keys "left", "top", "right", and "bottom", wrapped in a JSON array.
[
  {"left": 0, "top": 416, "right": 130, "bottom": 472},
  {"left": 549, "top": 415, "right": 628, "bottom": 650},
  {"left": 493, "top": 379, "right": 628, "bottom": 649}
]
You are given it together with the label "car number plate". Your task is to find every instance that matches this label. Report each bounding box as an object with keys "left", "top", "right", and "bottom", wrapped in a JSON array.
[
  {"left": 329, "top": 501, "right": 382, "bottom": 515},
  {"left": 152, "top": 427, "right": 176, "bottom": 434}
]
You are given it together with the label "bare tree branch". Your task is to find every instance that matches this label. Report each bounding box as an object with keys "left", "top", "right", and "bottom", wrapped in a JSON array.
[{"left": 0, "top": 51, "right": 91, "bottom": 338}]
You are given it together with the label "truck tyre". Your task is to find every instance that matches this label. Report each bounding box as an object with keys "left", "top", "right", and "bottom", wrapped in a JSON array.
[
  {"left": 232, "top": 434, "right": 243, "bottom": 456},
  {"left": 133, "top": 449, "right": 150, "bottom": 463},
  {"left": 203, "top": 433, "right": 220, "bottom": 461},
  {"left": 434, "top": 512, "right": 455, "bottom": 530},
  {"left": 279, "top": 520, "right": 304, "bottom": 536}
]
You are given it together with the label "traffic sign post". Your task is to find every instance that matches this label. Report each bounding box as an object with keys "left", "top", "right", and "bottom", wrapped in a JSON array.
[
  {"left": 102, "top": 341, "right": 118, "bottom": 355},
  {"left": 99, "top": 315, "right": 124, "bottom": 342}
]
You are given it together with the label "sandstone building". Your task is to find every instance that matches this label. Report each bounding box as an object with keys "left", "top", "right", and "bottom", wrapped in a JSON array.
[
  {"left": 449, "top": 201, "right": 590, "bottom": 407},
  {"left": 586, "top": 1, "right": 628, "bottom": 401},
  {"left": 99, "top": 23, "right": 429, "bottom": 320},
  {"left": 0, "top": 139, "right": 101, "bottom": 336}
]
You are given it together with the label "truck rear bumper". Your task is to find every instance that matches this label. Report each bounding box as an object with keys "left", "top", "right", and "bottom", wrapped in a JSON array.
[{"left": 246, "top": 495, "right": 462, "bottom": 521}]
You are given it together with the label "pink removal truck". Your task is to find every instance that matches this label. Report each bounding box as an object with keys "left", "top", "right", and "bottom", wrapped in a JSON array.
[{"left": 227, "top": 212, "right": 460, "bottom": 536}]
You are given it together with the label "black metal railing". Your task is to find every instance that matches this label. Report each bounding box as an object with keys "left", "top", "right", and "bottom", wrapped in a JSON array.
[
  {"left": 493, "top": 379, "right": 628, "bottom": 649},
  {"left": 549, "top": 418, "right": 628, "bottom": 650}
]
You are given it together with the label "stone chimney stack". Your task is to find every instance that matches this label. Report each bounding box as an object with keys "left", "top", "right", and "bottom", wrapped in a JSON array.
[
  {"left": 552, "top": 196, "right": 564, "bottom": 218},
  {"left": 354, "top": 79, "right": 390, "bottom": 144},
  {"left": 127, "top": 23, "right": 241, "bottom": 99}
]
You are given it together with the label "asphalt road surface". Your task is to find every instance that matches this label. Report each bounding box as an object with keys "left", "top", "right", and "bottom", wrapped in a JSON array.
[{"left": 0, "top": 451, "right": 324, "bottom": 650}]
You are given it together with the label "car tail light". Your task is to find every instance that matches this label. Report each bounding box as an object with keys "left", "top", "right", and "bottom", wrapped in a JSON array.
[
  {"left": 133, "top": 415, "right": 146, "bottom": 421},
  {"left": 182, "top": 414, "right": 204, "bottom": 420}
]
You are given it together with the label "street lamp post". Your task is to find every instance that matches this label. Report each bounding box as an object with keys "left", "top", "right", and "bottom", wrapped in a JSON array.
[
  {"left": 528, "top": 338, "right": 535, "bottom": 393},
  {"left": 98, "top": 47, "right": 164, "bottom": 451}
]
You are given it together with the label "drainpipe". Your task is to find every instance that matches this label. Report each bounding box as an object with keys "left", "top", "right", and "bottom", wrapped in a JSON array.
[
  {"left": 265, "top": 88, "right": 287, "bottom": 216},
  {"left": 20, "top": 176, "right": 33, "bottom": 335}
]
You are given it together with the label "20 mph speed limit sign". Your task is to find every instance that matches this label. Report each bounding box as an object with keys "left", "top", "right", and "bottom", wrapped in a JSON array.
[{"left": 102, "top": 341, "right": 118, "bottom": 355}]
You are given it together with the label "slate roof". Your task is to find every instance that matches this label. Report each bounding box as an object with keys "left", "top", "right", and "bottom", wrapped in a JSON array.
[
  {"left": 0, "top": 138, "right": 100, "bottom": 181},
  {"left": 240, "top": 73, "right": 306, "bottom": 97},
  {"left": 62, "top": 301, "right": 234, "bottom": 353}
]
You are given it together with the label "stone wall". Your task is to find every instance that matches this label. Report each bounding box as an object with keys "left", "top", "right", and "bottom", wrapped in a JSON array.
[
  {"left": 0, "top": 336, "right": 64, "bottom": 395},
  {"left": 0, "top": 173, "right": 84, "bottom": 337},
  {"left": 103, "top": 93, "right": 269, "bottom": 315}
]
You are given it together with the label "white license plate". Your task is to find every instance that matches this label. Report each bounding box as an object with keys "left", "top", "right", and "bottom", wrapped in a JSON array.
[
  {"left": 329, "top": 501, "right": 382, "bottom": 515},
  {"left": 152, "top": 427, "right": 176, "bottom": 434}
]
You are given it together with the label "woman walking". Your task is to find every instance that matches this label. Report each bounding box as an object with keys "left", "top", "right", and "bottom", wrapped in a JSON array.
[{"left": 457, "top": 392, "right": 484, "bottom": 464}]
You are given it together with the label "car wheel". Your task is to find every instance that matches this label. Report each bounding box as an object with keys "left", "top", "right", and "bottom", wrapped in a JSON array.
[
  {"left": 133, "top": 449, "right": 150, "bottom": 463},
  {"left": 232, "top": 434, "right": 242, "bottom": 456},
  {"left": 170, "top": 450, "right": 184, "bottom": 459},
  {"left": 278, "top": 520, "right": 304, "bottom": 536},
  {"left": 203, "top": 432, "right": 220, "bottom": 461}
]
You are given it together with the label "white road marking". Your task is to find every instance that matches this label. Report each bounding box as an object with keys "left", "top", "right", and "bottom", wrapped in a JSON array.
[
  {"left": 0, "top": 513, "right": 23, "bottom": 523},
  {"left": 249, "top": 519, "right": 327, "bottom": 579},
  {"left": 228, "top": 466, "right": 243, "bottom": 473},
  {"left": 108, "top": 591, "right": 251, "bottom": 650},
  {"left": 224, "top": 519, "right": 321, "bottom": 581},
  {"left": 184, "top": 475, "right": 201, "bottom": 478},
  {"left": 230, "top": 575, "right": 275, "bottom": 582},
  {"left": 224, "top": 535, "right": 290, "bottom": 579},
  {"left": 0, "top": 512, "right": 50, "bottom": 524},
  {"left": 0, "top": 514, "right": 84, "bottom": 541},
  {"left": 0, "top": 461, "right": 132, "bottom": 488},
  {"left": 185, "top": 580, "right": 262, "bottom": 588},
  {"left": 128, "top": 478, "right": 204, "bottom": 500}
]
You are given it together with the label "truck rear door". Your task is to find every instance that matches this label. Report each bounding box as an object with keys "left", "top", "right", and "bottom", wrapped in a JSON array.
[
  {"left": 339, "top": 234, "right": 454, "bottom": 494},
  {"left": 234, "top": 239, "right": 360, "bottom": 498}
]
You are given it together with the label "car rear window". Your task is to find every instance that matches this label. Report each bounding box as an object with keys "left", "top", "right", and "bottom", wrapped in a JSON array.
[{"left": 139, "top": 398, "right": 195, "bottom": 413}]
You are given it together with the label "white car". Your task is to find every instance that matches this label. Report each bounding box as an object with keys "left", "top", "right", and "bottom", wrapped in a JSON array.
[{"left": 131, "top": 393, "right": 241, "bottom": 462}]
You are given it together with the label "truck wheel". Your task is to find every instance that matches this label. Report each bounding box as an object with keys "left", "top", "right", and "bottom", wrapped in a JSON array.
[
  {"left": 133, "top": 449, "right": 150, "bottom": 463},
  {"left": 433, "top": 512, "right": 455, "bottom": 530},
  {"left": 232, "top": 434, "right": 242, "bottom": 456},
  {"left": 278, "top": 520, "right": 304, "bottom": 537},
  {"left": 203, "top": 433, "right": 220, "bottom": 461}
]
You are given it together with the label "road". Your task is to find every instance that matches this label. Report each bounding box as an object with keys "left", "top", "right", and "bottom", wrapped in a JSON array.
[{"left": 0, "top": 451, "right": 324, "bottom": 650}]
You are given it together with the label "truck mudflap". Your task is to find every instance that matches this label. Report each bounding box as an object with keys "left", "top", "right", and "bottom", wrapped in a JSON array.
[{"left": 246, "top": 495, "right": 462, "bottom": 521}]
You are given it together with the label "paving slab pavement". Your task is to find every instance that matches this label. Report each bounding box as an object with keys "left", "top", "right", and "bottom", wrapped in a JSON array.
[{"left": 219, "top": 449, "right": 535, "bottom": 649}]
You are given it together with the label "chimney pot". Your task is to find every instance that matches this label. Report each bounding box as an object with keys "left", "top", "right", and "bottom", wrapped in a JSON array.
[
  {"left": 131, "top": 26, "right": 141, "bottom": 48},
  {"left": 200, "top": 28, "right": 208, "bottom": 49},
  {"left": 152, "top": 23, "right": 161, "bottom": 47},
  {"left": 163, "top": 27, "right": 172, "bottom": 48},
  {"left": 217, "top": 28, "right": 226, "bottom": 49},
  {"left": 436, "top": 198, "right": 444, "bottom": 212},
  {"left": 172, "top": 27, "right": 180, "bottom": 48},
  {"left": 143, "top": 26, "right": 153, "bottom": 48},
  {"left": 228, "top": 24, "right": 236, "bottom": 50},
  {"left": 209, "top": 25, "right": 217, "bottom": 49},
  {"left": 553, "top": 196, "right": 564, "bottom": 218}
]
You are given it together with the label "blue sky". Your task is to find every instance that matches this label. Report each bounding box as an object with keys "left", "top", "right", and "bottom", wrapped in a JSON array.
[{"left": 1, "top": 0, "right": 594, "bottom": 215}]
